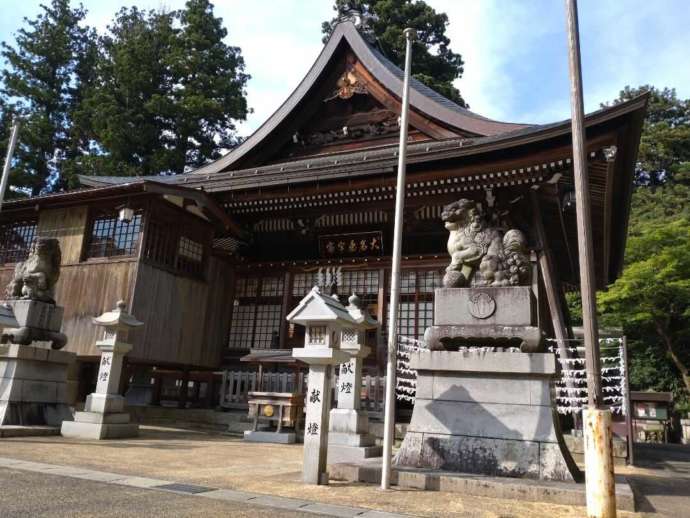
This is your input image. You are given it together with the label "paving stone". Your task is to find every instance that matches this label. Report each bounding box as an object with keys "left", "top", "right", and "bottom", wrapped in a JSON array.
[
  {"left": 113, "top": 476, "right": 169, "bottom": 488},
  {"left": 300, "top": 502, "right": 365, "bottom": 517},
  {"left": 358, "top": 511, "right": 410, "bottom": 518},
  {"left": 68, "top": 470, "right": 129, "bottom": 482},
  {"left": 250, "top": 495, "right": 312, "bottom": 510},
  {"left": 197, "top": 488, "right": 263, "bottom": 502}
]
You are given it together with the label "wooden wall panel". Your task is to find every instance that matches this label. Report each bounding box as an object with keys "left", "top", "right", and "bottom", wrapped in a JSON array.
[
  {"left": 130, "top": 257, "right": 233, "bottom": 369},
  {"left": 37, "top": 207, "right": 88, "bottom": 264},
  {"left": 56, "top": 261, "right": 138, "bottom": 356}
]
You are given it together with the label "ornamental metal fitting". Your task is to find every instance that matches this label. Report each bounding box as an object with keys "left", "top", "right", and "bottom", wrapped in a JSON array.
[{"left": 602, "top": 145, "right": 618, "bottom": 163}]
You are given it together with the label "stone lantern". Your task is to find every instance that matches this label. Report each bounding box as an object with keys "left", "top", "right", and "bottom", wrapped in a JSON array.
[
  {"left": 288, "top": 287, "right": 353, "bottom": 485},
  {"left": 61, "top": 300, "right": 143, "bottom": 439},
  {"left": 328, "top": 293, "right": 382, "bottom": 463}
]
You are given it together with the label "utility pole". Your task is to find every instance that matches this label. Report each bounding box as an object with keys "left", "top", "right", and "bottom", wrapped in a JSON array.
[
  {"left": 564, "top": 1, "right": 616, "bottom": 516},
  {"left": 381, "top": 27, "right": 415, "bottom": 490},
  {"left": 0, "top": 119, "right": 20, "bottom": 212}
]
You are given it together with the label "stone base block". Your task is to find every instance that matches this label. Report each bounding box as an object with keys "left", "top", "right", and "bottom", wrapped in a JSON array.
[
  {"left": 0, "top": 425, "right": 61, "bottom": 438},
  {"left": 395, "top": 350, "right": 579, "bottom": 482},
  {"left": 73, "top": 411, "right": 130, "bottom": 424},
  {"left": 61, "top": 420, "right": 139, "bottom": 440},
  {"left": 0, "top": 344, "right": 75, "bottom": 426},
  {"left": 85, "top": 393, "right": 125, "bottom": 414},
  {"left": 328, "top": 431, "right": 375, "bottom": 447},
  {"left": 329, "top": 460, "right": 636, "bottom": 511},
  {"left": 327, "top": 443, "right": 382, "bottom": 464},
  {"left": 328, "top": 408, "right": 369, "bottom": 434},
  {"left": 243, "top": 430, "right": 296, "bottom": 444}
]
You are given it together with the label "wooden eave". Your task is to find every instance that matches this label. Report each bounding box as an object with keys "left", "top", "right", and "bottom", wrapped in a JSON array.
[{"left": 1, "top": 180, "right": 242, "bottom": 236}]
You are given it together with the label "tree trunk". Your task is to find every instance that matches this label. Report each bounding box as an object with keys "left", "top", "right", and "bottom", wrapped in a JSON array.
[{"left": 656, "top": 321, "right": 690, "bottom": 392}]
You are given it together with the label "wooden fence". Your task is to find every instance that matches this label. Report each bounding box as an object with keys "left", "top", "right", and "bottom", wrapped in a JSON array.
[{"left": 219, "top": 370, "right": 385, "bottom": 416}]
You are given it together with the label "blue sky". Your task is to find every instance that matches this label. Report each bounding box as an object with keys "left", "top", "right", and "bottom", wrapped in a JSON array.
[{"left": 1, "top": 0, "right": 688, "bottom": 136}]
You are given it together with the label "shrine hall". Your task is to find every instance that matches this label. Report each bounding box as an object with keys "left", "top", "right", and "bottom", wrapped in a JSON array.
[{"left": 0, "top": 20, "right": 646, "bottom": 406}]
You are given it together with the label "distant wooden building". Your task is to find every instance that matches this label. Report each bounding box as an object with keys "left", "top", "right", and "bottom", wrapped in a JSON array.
[{"left": 0, "top": 21, "right": 646, "bottom": 406}]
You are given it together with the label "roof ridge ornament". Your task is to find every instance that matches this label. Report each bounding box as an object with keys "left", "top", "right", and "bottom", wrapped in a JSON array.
[{"left": 336, "top": 2, "right": 378, "bottom": 43}]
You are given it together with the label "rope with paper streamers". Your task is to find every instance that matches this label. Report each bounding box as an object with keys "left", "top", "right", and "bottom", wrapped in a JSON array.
[
  {"left": 550, "top": 337, "right": 627, "bottom": 416},
  {"left": 395, "top": 336, "right": 428, "bottom": 403}
]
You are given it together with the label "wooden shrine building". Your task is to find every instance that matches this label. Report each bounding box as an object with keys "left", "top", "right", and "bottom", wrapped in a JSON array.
[{"left": 0, "top": 21, "right": 647, "bottom": 405}]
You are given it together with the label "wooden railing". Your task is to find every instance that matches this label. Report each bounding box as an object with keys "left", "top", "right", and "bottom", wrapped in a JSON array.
[{"left": 219, "top": 370, "right": 386, "bottom": 416}]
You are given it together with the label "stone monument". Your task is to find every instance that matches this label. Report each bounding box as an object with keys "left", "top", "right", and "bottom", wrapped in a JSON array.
[
  {"left": 394, "top": 199, "right": 579, "bottom": 482},
  {"left": 288, "top": 287, "right": 352, "bottom": 485},
  {"left": 61, "top": 300, "right": 142, "bottom": 439},
  {"left": 328, "top": 293, "right": 382, "bottom": 463},
  {"left": 0, "top": 238, "right": 74, "bottom": 428}
]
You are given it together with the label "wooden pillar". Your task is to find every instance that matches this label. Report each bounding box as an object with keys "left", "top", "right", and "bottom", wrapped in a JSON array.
[
  {"left": 565, "top": 1, "right": 614, "bottom": 515},
  {"left": 178, "top": 369, "right": 190, "bottom": 409},
  {"left": 152, "top": 374, "right": 162, "bottom": 406},
  {"left": 530, "top": 192, "right": 571, "bottom": 356},
  {"left": 279, "top": 271, "right": 292, "bottom": 349},
  {"left": 376, "top": 268, "right": 386, "bottom": 376}
]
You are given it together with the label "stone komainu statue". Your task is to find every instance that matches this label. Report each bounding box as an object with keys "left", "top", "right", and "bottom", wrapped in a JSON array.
[
  {"left": 6, "top": 238, "right": 62, "bottom": 303},
  {"left": 442, "top": 199, "right": 530, "bottom": 288}
]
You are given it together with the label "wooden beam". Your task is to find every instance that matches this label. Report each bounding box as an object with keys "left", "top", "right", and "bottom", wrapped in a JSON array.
[{"left": 530, "top": 191, "right": 571, "bottom": 354}]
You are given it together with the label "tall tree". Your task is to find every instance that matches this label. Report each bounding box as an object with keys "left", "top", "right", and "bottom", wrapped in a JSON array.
[
  {"left": 322, "top": 0, "right": 467, "bottom": 107},
  {"left": 605, "top": 85, "right": 690, "bottom": 186},
  {"left": 166, "top": 0, "right": 249, "bottom": 173},
  {"left": 1, "top": 0, "right": 94, "bottom": 194},
  {"left": 76, "top": 0, "right": 249, "bottom": 178}
]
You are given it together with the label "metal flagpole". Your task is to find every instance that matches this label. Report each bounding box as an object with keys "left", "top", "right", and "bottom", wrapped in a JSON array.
[
  {"left": 381, "top": 27, "right": 415, "bottom": 490},
  {"left": 564, "top": 1, "right": 616, "bottom": 516},
  {"left": 0, "top": 119, "right": 20, "bottom": 212}
]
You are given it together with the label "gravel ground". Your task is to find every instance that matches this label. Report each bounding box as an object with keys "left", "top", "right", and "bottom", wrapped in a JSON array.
[
  {"left": 3, "top": 425, "right": 686, "bottom": 517},
  {"left": 0, "top": 468, "right": 313, "bottom": 518}
]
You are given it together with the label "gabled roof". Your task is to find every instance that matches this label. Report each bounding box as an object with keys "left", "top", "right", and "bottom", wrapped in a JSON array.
[
  {"left": 286, "top": 286, "right": 358, "bottom": 326},
  {"left": 189, "top": 21, "right": 529, "bottom": 176}
]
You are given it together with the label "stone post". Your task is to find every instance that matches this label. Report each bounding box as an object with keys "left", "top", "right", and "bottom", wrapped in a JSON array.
[
  {"left": 61, "top": 301, "right": 143, "bottom": 440},
  {"left": 302, "top": 364, "right": 334, "bottom": 484}
]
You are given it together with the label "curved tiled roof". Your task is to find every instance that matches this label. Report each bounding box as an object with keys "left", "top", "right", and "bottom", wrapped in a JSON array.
[{"left": 188, "top": 21, "right": 529, "bottom": 176}]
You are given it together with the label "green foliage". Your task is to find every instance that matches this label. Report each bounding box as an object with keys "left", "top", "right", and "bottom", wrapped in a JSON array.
[
  {"left": 1, "top": 0, "right": 249, "bottom": 187},
  {"left": 1, "top": 0, "right": 95, "bottom": 194},
  {"left": 76, "top": 0, "right": 249, "bottom": 178},
  {"left": 599, "top": 218, "right": 690, "bottom": 392},
  {"left": 606, "top": 85, "right": 690, "bottom": 185},
  {"left": 322, "top": 0, "right": 467, "bottom": 107}
]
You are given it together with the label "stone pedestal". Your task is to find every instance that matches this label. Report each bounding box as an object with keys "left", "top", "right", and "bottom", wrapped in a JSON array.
[
  {"left": 1, "top": 300, "right": 67, "bottom": 350},
  {"left": 0, "top": 343, "right": 75, "bottom": 426},
  {"left": 424, "top": 287, "right": 542, "bottom": 352},
  {"left": 394, "top": 350, "right": 578, "bottom": 481},
  {"left": 681, "top": 419, "right": 690, "bottom": 445},
  {"left": 62, "top": 341, "right": 138, "bottom": 439},
  {"left": 328, "top": 350, "right": 381, "bottom": 463}
]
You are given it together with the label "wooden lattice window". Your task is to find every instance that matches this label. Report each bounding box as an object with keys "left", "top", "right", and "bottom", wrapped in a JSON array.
[
  {"left": 176, "top": 236, "right": 204, "bottom": 276},
  {"left": 229, "top": 275, "right": 285, "bottom": 350},
  {"left": 0, "top": 219, "right": 37, "bottom": 264},
  {"left": 85, "top": 210, "right": 142, "bottom": 259},
  {"left": 386, "top": 268, "right": 442, "bottom": 341},
  {"left": 142, "top": 217, "right": 207, "bottom": 279}
]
